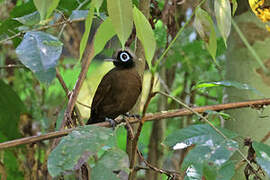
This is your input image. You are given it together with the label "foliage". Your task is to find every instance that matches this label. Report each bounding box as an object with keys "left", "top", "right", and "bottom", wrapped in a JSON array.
[{"left": 0, "top": 0, "right": 270, "bottom": 179}]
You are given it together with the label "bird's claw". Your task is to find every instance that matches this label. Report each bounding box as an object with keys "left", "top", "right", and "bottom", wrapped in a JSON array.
[
  {"left": 124, "top": 112, "right": 141, "bottom": 119},
  {"left": 105, "top": 117, "right": 117, "bottom": 129}
]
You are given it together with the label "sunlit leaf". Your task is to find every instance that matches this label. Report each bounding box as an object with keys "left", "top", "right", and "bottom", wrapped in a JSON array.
[
  {"left": 33, "top": 0, "right": 60, "bottom": 21},
  {"left": 94, "top": 17, "right": 116, "bottom": 56},
  {"left": 48, "top": 125, "right": 114, "bottom": 177},
  {"left": 15, "top": 31, "right": 63, "bottom": 83},
  {"left": 95, "top": 0, "right": 104, "bottom": 15},
  {"left": 194, "top": 80, "right": 262, "bottom": 96},
  {"left": 79, "top": 1, "right": 95, "bottom": 61},
  {"left": 13, "top": 11, "right": 40, "bottom": 26},
  {"left": 133, "top": 6, "right": 156, "bottom": 70},
  {"left": 107, "top": 0, "right": 133, "bottom": 48},
  {"left": 215, "top": 0, "right": 231, "bottom": 47},
  {"left": 253, "top": 141, "right": 270, "bottom": 177},
  {"left": 91, "top": 148, "right": 129, "bottom": 180},
  {"left": 194, "top": 7, "right": 217, "bottom": 61},
  {"left": 231, "top": 0, "right": 238, "bottom": 15}
]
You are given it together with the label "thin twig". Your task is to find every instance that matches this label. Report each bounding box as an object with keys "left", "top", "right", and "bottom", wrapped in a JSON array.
[
  {"left": 137, "top": 148, "right": 182, "bottom": 178},
  {"left": 0, "top": 18, "right": 85, "bottom": 44},
  {"left": 58, "top": 0, "right": 90, "bottom": 39},
  {"left": 232, "top": 19, "right": 268, "bottom": 73},
  {"left": 56, "top": 69, "right": 83, "bottom": 126},
  {"left": 76, "top": 101, "right": 91, "bottom": 109},
  {"left": 59, "top": 42, "right": 94, "bottom": 129},
  {"left": 261, "top": 131, "right": 270, "bottom": 143},
  {"left": 1, "top": 98, "right": 270, "bottom": 149},
  {"left": 129, "top": 74, "right": 156, "bottom": 179}
]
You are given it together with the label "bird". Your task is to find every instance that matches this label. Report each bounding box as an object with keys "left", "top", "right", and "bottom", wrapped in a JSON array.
[{"left": 86, "top": 49, "right": 142, "bottom": 125}]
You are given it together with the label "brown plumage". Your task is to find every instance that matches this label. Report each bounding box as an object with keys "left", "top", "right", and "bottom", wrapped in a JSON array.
[{"left": 86, "top": 50, "right": 142, "bottom": 124}]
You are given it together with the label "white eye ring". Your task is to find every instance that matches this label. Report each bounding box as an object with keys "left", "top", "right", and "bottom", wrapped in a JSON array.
[{"left": 120, "top": 52, "right": 130, "bottom": 62}]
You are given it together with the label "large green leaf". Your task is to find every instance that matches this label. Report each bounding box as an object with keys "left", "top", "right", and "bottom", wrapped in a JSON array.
[
  {"left": 13, "top": 11, "right": 40, "bottom": 26},
  {"left": 79, "top": 0, "right": 95, "bottom": 61},
  {"left": 15, "top": 31, "right": 63, "bottom": 83},
  {"left": 194, "top": 7, "right": 217, "bottom": 62},
  {"left": 91, "top": 148, "right": 129, "bottom": 180},
  {"left": 33, "top": 0, "right": 60, "bottom": 21},
  {"left": 163, "top": 124, "right": 238, "bottom": 148},
  {"left": 253, "top": 141, "right": 270, "bottom": 177},
  {"left": 164, "top": 124, "right": 238, "bottom": 178},
  {"left": 217, "top": 161, "right": 235, "bottom": 180},
  {"left": 47, "top": 125, "right": 114, "bottom": 177},
  {"left": 0, "top": 80, "right": 26, "bottom": 141},
  {"left": 107, "top": 0, "right": 133, "bottom": 48},
  {"left": 215, "top": 0, "right": 231, "bottom": 47},
  {"left": 182, "top": 139, "right": 238, "bottom": 168},
  {"left": 133, "top": 6, "right": 156, "bottom": 70},
  {"left": 94, "top": 17, "right": 116, "bottom": 56}
]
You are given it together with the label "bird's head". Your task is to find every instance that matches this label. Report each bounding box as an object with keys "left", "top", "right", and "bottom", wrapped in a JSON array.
[{"left": 105, "top": 49, "right": 135, "bottom": 68}]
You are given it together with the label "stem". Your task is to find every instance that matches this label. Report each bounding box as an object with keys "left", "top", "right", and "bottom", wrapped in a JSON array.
[
  {"left": 152, "top": 0, "right": 207, "bottom": 72},
  {"left": 232, "top": 19, "right": 268, "bottom": 73}
]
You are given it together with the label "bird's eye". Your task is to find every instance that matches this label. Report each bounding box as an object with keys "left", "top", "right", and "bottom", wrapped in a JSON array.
[{"left": 119, "top": 52, "right": 130, "bottom": 62}]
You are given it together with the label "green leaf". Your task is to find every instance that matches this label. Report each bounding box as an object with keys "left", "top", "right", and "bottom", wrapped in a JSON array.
[
  {"left": 0, "top": 80, "right": 26, "bottom": 141},
  {"left": 217, "top": 161, "right": 235, "bottom": 180},
  {"left": 163, "top": 124, "right": 238, "bottom": 148},
  {"left": 164, "top": 125, "right": 238, "bottom": 178},
  {"left": 231, "top": 0, "right": 238, "bottom": 15},
  {"left": 48, "top": 125, "right": 114, "bottom": 177},
  {"left": 253, "top": 141, "right": 270, "bottom": 177},
  {"left": 133, "top": 6, "right": 156, "bottom": 70},
  {"left": 215, "top": 0, "right": 231, "bottom": 47},
  {"left": 91, "top": 148, "right": 129, "bottom": 180},
  {"left": 79, "top": 1, "right": 95, "bottom": 61},
  {"left": 194, "top": 7, "right": 217, "bottom": 62},
  {"left": 183, "top": 139, "right": 238, "bottom": 168},
  {"left": 15, "top": 31, "right": 63, "bottom": 83},
  {"left": 194, "top": 80, "right": 262, "bottom": 96},
  {"left": 93, "top": 17, "right": 116, "bottom": 56},
  {"left": 33, "top": 0, "right": 60, "bottom": 21},
  {"left": 107, "top": 0, "right": 133, "bottom": 48},
  {"left": 69, "top": 10, "right": 89, "bottom": 21},
  {"left": 95, "top": 0, "right": 104, "bottom": 15},
  {"left": 13, "top": 11, "right": 40, "bottom": 26},
  {"left": 3, "top": 150, "right": 24, "bottom": 179}
]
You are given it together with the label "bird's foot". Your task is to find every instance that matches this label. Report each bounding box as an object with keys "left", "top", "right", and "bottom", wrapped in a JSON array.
[
  {"left": 105, "top": 117, "right": 117, "bottom": 129},
  {"left": 124, "top": 112, "right": 141, "bottom": 119}
]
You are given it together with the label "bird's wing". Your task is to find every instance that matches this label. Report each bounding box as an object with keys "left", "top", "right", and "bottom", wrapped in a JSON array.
[{"left": 91, "top": 73, "right": 112, "bottom": 111}]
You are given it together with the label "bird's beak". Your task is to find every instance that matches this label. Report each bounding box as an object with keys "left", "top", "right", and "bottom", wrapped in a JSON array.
[{"left": 104, "top": 58, "right": 117, "bottom": 62}]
